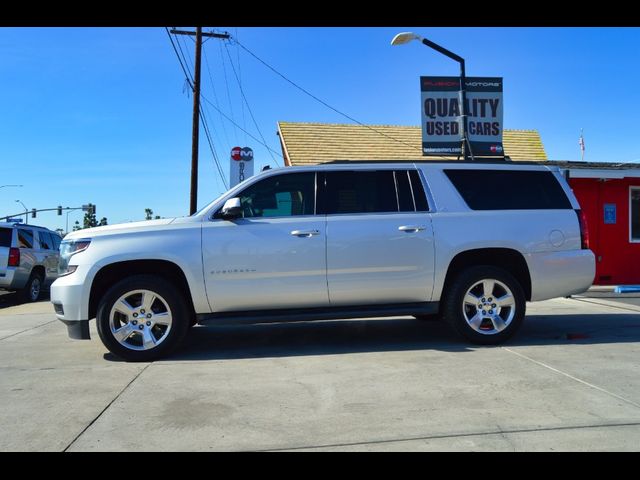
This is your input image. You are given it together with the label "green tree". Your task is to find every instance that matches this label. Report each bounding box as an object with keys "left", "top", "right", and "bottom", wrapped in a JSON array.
[
  {"left": 98, "top": 217, "right": 108, "bottom": 226},
  {"left": 145, "top": 208, "right": 153, "bottom": 221},
  {"left": 72, "top": 220, "right": 81, "bottom": 232},
  {"left": 83, "top": 204, "right": 97, "bottom": 229}
]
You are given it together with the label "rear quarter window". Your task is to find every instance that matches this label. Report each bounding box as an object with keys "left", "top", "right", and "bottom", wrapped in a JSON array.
[
  {"left": 444, "top": 169, "right": 572, "bottom": 210},
  {"left": 17, "top": 229, "right": 34, "bottom": 249},
  {"left": 0, "top": 228, "right": 12, "bottom": 247}
]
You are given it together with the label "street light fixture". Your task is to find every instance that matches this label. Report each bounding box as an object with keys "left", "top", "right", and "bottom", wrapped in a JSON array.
[
  {"left": 391, "top": 32, "right": 474, "bottom": 161},
  {"left": 0, "top": 184, "right": 23, "bottom": 189},
  {"left": 15, "top": 199, "right": 28, "bottom": 225}
]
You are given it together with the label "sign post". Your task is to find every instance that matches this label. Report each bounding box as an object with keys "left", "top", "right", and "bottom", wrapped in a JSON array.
[
  {"left": 230, "top": 147, "right": 254, "bottom": 188},
  {"left": 420, "top": 76, "right": 504, "bottom": 158}
]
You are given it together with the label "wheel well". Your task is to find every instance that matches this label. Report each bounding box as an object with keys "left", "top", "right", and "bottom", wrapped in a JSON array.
[
  {"left": 89, "top": 260, "right": 195, "bottom": 320},
  {"left": 443, "top": 248, "right": 532, "bottom": 301},
  {"left": 31, "top": 265, "right": 45, "bottom": 279}
]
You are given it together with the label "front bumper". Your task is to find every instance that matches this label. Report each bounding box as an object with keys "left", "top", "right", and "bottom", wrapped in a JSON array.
[
  {"left": 59, "top": 319, "right": 91, "bottom": 340},
  {"left": 50, "top": 265, "right": 92, "bottom": 340}
]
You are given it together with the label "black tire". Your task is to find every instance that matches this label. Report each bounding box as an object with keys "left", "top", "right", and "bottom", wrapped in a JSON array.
[
  {"left": 22, "top": 271, "right": 44, "bottom": 303},
  {"left": 96, "top": 275, "right": 190, "bottom": 362},
  {"left": 442, "top": 265, "right": 525, "bottom": 345}
]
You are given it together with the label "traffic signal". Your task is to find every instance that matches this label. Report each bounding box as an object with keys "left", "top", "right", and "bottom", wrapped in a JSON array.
[
  {"left": 90, "top": 204, "right": 96, "bottom": 215},
  {"left": 57, "top": 206, "right": 62, "bottom": 215},
  {"left": 31, "top": 208, "right": 36, "bottom": 218}
]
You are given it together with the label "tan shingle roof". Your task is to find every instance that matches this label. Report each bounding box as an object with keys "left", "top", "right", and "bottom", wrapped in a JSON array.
[{"left": 277, "top": 122, "right": 547, "bottom": 165}]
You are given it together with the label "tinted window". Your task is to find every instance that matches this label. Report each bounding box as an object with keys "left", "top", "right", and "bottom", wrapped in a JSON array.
[
  {"left": 17, "top": 229, "right": 34, "bottom": 249},
  {"left": 38, "top": 231, "right": 53, "bottom": 250},
  {"left": 409, "top": 170, "right": 429, "bottom": 211},
  {"left": 0, "top": 228, "right": 11, "bottom": 247},
  {"left": 395, "top": 171, "right": 415, "bottom": 212},
  {"left": 51, "top": 233, "right": 62, "bottom": 251},
  {"left": 444, "top": 169, "right": 572, "bottom": 210},
  {"left": 236, "top": 172, "right": 315, "bottom": 218},
  {"left": 321, "top": 171, "right": 398, "bottom": 215},
  {"left": 632, "top": 188, "right": 640, "bottom": 241}
]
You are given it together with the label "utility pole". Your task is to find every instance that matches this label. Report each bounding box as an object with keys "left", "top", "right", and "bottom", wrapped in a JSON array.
[{"left": 170, "top": 27, "right": 230, "bottom": 214}]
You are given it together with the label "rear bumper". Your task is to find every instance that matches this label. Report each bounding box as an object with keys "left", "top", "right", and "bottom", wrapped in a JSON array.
[{"left": 526, "top": 249, "right": 595, "bottom": 301}]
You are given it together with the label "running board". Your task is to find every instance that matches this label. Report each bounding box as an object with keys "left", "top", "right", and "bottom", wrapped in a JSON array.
[{"left": 196, "top": 302, "right": 439, "bottom": 326}]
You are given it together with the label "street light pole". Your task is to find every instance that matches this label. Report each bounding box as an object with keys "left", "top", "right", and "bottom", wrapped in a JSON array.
[
  {"left": 391, "top": 32, "right": 474, "bottom": 161},
  {"left": 15, "top": 200, "right": 28, "bottom": 224}
]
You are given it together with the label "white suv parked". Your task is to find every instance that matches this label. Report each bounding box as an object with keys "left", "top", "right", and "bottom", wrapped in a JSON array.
[{"left": 51, "top": 161, "right": 595, "bottom": 361}]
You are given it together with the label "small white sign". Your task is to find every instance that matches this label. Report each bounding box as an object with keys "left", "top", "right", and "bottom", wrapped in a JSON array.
[{"left": 229, "top": 146, "right": 254, "bottom": 188}]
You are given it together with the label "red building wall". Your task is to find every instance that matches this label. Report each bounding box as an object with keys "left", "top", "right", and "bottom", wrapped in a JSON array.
[{"left": 569, "top": 177, "right": 640, "bottom": 285}]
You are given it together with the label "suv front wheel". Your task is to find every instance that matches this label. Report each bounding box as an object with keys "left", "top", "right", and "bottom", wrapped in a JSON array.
[
  {"left": 96, "top": 275, "right": 190, "bottom": 362},
  {"left": 442, "top": 266, "right": 525, "bottom": 345}
]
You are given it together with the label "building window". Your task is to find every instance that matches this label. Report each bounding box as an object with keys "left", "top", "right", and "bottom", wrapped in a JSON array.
[{"left": 631, "top": 187, "right": 640, "bottom": 242}]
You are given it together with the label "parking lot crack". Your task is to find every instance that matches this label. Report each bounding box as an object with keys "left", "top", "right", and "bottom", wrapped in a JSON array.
[
  {"left": 62, "top": 363, "right": 151, "bottom": 452},
  {"left": 502, "top": 347, "right": 640, "bottom": 411},
  {"left": 0, "top": 319, "right": 58, "bottom": 341}
]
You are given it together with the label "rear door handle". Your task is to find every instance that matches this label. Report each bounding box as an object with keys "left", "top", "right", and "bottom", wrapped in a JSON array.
[
  {"left": 290, "top": 229, "right": 320, "bottom": 237},
  {"left": 398, "top": 225, "right": 426, "bottom": 233}
]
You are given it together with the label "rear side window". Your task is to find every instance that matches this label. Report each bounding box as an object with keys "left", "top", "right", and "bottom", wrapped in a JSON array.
[
  {"left": 444, "top": 169, "right": 572, "bottom": 210},
  {"left": 0, "top": 228, "right": 12, "bottom": 247},
  {"left": 17, "top": 229, "right": 34, "bottom": 249},
  {"left": 320, "top": 171, "right": 397, "bottom": 214},
  {"left": 38, "top": 231, "right": 54, "bottom": 250}
]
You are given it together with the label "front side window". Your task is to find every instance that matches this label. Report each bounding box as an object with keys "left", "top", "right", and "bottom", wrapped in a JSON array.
[
  {"left": 631, "top": 188, "right": 640, "bottom": 241},
  {"left": 17, "top": 229, "right": 34, "bottom": 249},
  {"left": 320, "top": 170, "right": 398, "bottom": 215},
  {"left": 235, "top": 172, "right": 316, "bottom": 219}
]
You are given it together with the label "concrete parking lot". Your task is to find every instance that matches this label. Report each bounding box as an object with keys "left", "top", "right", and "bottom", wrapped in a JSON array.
[{"left": 1, "top": 290, "right": 639, "bottom": 451}]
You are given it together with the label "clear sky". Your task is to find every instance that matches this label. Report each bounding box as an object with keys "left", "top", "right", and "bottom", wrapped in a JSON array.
[{"left": 1, "top": 26, "right": 639, "bottom": 232}]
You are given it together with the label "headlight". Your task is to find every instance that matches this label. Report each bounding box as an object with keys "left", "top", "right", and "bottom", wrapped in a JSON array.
[{"left": 58, "top": 238, "right": 91, "bottom": 276}]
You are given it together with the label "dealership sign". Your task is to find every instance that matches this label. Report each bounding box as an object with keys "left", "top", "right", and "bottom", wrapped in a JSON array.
[
  {"left": 420, "top": 76, "right": 504, "bottom": 157},
  {"left": 229, "top": 146, "right": 254, "bottom": 188}
]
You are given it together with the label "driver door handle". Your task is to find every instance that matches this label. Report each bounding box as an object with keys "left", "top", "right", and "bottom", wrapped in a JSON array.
[
  {"left": 290, "top": 229, "right": 320, "bottom": 237},
  {"left": 398, "top": 225, "right": 426, "bottom": 233}
]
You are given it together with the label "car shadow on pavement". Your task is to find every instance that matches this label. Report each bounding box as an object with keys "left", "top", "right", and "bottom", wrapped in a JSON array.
[
  {"left": 152, "top": 312, "right": 640, "bottom": 362},
  {"left": 0, "top": 291, "right": 50, "bottom": 309}
]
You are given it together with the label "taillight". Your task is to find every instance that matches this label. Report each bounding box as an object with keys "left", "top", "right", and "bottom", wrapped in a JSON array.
[
  {"left": 576, "top": 209, "right": 590, "bottom": 250},
  {"left": 8, "top": 247, "right": 20, "bottom": 267}
]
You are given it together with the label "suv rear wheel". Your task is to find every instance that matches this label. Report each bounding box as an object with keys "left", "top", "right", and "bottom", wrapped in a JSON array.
[
  {"left": 22, "top": 271, "right": 43, "bottom": 302},
  {"left": 442, "top": 266, "right": 525, "bottom": 345},
  {"left": 96, "top": 275, "right": 190, "bottom": 362}
]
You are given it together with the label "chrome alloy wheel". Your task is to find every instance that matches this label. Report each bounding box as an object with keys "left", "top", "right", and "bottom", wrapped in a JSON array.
[
  {"left": 462, "top": 279, "right": 516, "bottom": 335},
  {"left": 109, "top": 289, "right": 173, "bottom": 351}
]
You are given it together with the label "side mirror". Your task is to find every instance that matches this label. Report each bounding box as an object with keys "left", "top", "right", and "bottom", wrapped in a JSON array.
[{"left": 220, "top": 197, "right": 242, "bottom": 219}]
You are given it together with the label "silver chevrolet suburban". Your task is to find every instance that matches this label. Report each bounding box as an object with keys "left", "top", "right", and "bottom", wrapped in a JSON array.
[
  {"left": 1, "top": 222, "right": 62, "bottom": 302},
  {"left": 51, "top": 161, "right": 595, "bottom": 361}
]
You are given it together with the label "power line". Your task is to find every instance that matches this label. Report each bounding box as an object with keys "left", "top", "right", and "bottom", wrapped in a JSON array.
[
  {"left": 199, "top": 109, "right": 229, "bottom": 190},
  {"left": 231, "top": 37, "right": 441, "bottom": 158},
  {"left": 201, "top": 94, "right": 284, "bottom": 159},
  {"left": 202, "top": 46, "right": 232, "bottom": 152},
  {"left": 165, "top": 27, "right": 193, "bottom": 89},
  {"left": 218, "top": 40, "right": 239, "bottom": 140},
  {"left": 223, "top": 42, "right": 280, "bottom": 167}
]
